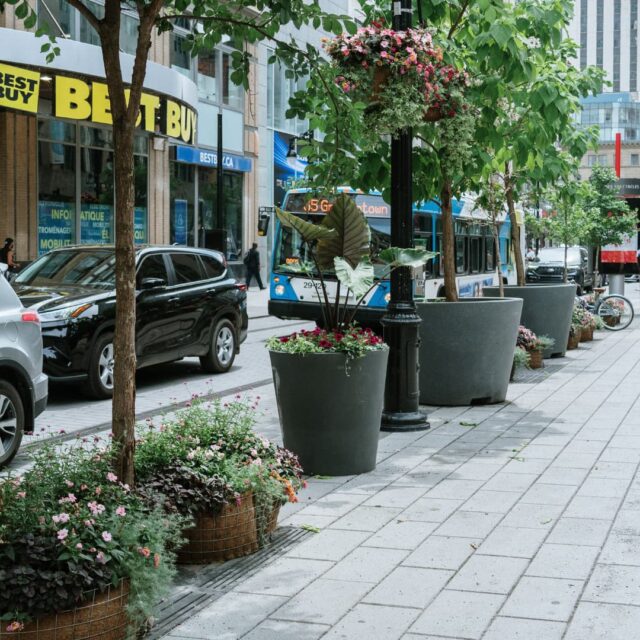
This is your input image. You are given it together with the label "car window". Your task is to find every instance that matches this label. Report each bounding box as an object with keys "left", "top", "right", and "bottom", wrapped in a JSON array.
[
  {"left": 137, "top": 254, "right": 168, "bottom": 286},
  {"left": 170, "top": 253, "right": 205, "bottom": 284},
  {"left": 199, "top": 255, "right": 225, "bottom": 279}
]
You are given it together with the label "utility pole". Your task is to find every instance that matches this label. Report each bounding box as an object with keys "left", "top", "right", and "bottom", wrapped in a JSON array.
[{"left": 381, "top": 0, "right": 428, "bottom": 432}]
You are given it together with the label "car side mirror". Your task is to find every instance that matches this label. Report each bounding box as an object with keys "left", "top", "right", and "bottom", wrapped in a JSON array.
[{"left": 139, "top": 277, "right": 166, "bottom": 290}]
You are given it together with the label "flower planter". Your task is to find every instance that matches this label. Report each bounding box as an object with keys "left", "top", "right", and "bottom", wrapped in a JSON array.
[
  {"left": 0, "top": 582, "right": 129, "bottom": 640},
  {"left": 580, "top": 326, "right": 594, "bottom": 342},
  {"left": 269, "top": 348, "right": 389, "bottom": 475},
  {"left": 177, "top": 492, "right": 259, "bottom": 564},
  {"left": 603, "top": 315, "right": 620, "bottom": 327},
  {"left": 483, "top": 284, "right": 577, "bottom": 358},
  {"left": 567, "top": 328, "right": 581, "bottom": 350},
  {"left": 527, "top": 350, "right": 544, "bottom": 369},
  {"left": 417, "top": 297, "right": 522, "bottom": 406}
]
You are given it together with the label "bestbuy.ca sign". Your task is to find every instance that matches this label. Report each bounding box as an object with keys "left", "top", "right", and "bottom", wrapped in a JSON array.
[{"left": 0, "top": 62, "right": 196, "bottom": 144}]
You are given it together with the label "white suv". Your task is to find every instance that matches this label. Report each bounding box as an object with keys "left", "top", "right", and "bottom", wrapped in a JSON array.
[{"left": 0, "top": 274, "right": 48, "bottom": 467}]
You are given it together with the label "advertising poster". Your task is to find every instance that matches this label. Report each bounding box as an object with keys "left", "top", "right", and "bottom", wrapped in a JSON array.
[
  {"left": 174, "top": 199, "right": 188, "bottom": 245},
  {"left": 134, "top": 207, "right": 147, "bottom": 245},
  {"left": 37, "top": 201, "right": 75, "bottom": 256},
  {"left": 80, "top": 203, "right": 114, "bottom": 244},
  {"left": 273, "top": 131, "right": 308, "bottom": 207}
]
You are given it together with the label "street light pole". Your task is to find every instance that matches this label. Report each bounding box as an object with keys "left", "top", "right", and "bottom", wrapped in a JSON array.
[{"left": 381, "top": 0, "right": 428, "bottom": 432}]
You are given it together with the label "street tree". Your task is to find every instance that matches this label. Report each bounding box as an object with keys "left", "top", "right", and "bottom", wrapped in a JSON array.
[{"left": 0, "top": 0, "right": 356, "bottom": 484}]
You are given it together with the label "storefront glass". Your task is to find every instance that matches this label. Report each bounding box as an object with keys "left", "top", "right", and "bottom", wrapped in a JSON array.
[{"left": 170, "top": 162, "right": 196, "bottom": 246}]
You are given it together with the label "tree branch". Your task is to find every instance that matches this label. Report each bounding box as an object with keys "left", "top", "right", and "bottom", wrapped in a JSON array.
[{"left": 447, "top": 0, "right": 471, "bottom": 39}]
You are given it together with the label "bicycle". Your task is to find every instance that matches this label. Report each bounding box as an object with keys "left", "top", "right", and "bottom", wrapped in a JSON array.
[{"left": 577, "top": 287, "right": 635, "bottom": 331}]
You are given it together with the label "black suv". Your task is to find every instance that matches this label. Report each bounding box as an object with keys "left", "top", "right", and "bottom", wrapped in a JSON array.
[
  {"left": 526, "top": 246, "right": 593, "bottom": 294},
  {"left": 12, "top": 246, "right": 248, "bottom": 398}
]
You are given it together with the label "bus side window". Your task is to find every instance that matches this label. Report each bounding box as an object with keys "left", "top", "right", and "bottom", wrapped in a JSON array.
[
  {"left": 454, "top": 221, "right": 467, "bottom": 274},
  {"left": 485, "top": 233, "right": 495, "bottom": 271}
]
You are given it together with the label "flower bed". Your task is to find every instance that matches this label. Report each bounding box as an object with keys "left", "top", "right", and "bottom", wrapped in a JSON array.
[
  {"left": 0, "top": 446, "right": 182, "bottom": 636},
  {"left": 135, "top": 399, "right": 305, "bottom": 564},
  {"left": 324, "top": 22, "right": 468, "bottom": 134}
]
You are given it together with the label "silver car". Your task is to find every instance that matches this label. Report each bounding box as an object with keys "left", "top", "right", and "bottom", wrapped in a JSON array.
[{"left": 0, "top": 273, "right": 48, "bottom": 467}]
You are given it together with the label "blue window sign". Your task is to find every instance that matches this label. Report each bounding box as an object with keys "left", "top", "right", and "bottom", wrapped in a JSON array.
[
  {"left": 174, "top": 199, "right": 188, "bottom": 245},
  {"left": 174, "top": 145, "right": 252, "bottom": 172},
  {"left": 38, "top": 201, "right": 75, "bottom": 255}
]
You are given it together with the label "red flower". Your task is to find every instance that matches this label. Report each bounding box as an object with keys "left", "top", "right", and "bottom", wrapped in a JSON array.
[{"left": 279, "top": 336, "right": 290, "bottom": 343}]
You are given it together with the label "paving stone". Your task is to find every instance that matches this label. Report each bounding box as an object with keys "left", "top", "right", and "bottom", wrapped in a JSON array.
[
  {"left": 450, "top": 462, "right": 504, "bottom": 481},
  {"left": 563, "top": 495, "right": 623, "bottom": 520},
  {"left": 599, "top": 532, "right": 640, "bottom": 565},
  {"left": 169, "top": 592, "right": 287, "bottom": 640},
  {"left": 590, "top": 461, "right": 638, "bottom": 480},
  {"left": 426, "top": 479, "right": 484, "bottom": 501},
  {"left": 402, "top": 497, "right": 464, "bottom": 523},
  {"left": 547, "top": 517, "right": 612, "bottom": 547},
  {"left": 447, "top": 554, "right": 528, "bottom": 594},
  {"left": 280, "top": 514, "right": 338, "bottom": 529},
  {"left": 520, "top": 483, "right": 577, "bottom": 507},
  {"left": 482, "top": 472, "right": 538, "bottom": 493},
  {"left": 330, "top": 506, "right": 403, "bottom": 532},
  {"left": 270, "top": 578, "right": 373, "bottom": 625},
  {"left": 363, "top": 566, "right": 454, "bottom": 608},
  {"left": 340, "top": 475, "right": 395, "bottom": 495},
  {"left": 364, "top": 519, "right": 438, "bottom": 550},
  {"left": 519, "top": 444, "right": 564, "bottom": 459},
  {"left": 234, "top": 558, "right": 333, "bottom": 597},
  {"left": 296, "top": 492, "right": 369, "bottom": 517},
  {"left": 583, "top": 563, "right": 640, "bottom": 605},
  {"left": 564, "top": 602, "right": 640, "bottom": 640},
  {"left": 321, "top": 604, "right": 419, "bottom": 640},
  {"left": 552, "top": 451, "right": 600, "bottom": 469},
  {"left": 479, "top": 526, "right": 549, "bottom": 559},
  {"left": 364, "top": 486, "right": 428, "bottom": 508},
  {"left": 482, "top": 617, "right": 566, "bottom": 640},
  {"left": 404, "top": 535, "right": 480, "bottom": 570},
  {"left": 502, "top": 457, "right": 552, "bottom": 475},
  {"left": 461, "top": 490, "right": 521, "bottom": 514},
  {"left": 526, "top": 544, "right": 600, "bottom": 580},
  {"left": 323, "top": 547, "right": 407, "bottom": 583},
  {"left": 242, "top": 620, "right": 329, "bottom": 640},
  {"left": 500, "top": 503, "right": 563, "bottom": 530},
  {"left": 286, "top": 529, "right": 371, "bottom": 562},
  {"left": 410, "top": 590, "right": 505, "bottom": 639},
  {"left": 500, "top": 576, "right": 584, "bottom": 622},
  {"left": 577, "top": 477, "right": 632, "bottom": 499},
  {"left": 611, "top": 509, "right": 640, "bottom": 536},
  {"left": 599, "top": 447, "right": 640, "bottom": 463},
  {"left": 435, "top": 510, "right": 503, "bottom": 538}
]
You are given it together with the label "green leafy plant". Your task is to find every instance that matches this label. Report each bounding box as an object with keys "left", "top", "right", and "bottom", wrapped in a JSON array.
[
  {"left": 513, "top": 346, "right": 530, "bottom": 370},
  {"left": 267, "top": 326, "right": 384, "bottom": 358},
  {"left": 0, "top": 445, "right": 183, "bottom": 629},
  {"left": 275, "top": 193, "right": 436, "bottom": 333}
]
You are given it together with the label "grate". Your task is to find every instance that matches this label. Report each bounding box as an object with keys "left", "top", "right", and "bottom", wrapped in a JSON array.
[
  {"left": 511, "top": 363, "right": 565, "bottom": 384},
  {"left": 148, "top": 526, "right": 312, "bottom": 639}
]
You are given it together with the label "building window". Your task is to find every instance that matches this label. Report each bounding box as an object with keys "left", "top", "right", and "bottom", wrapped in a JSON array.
[
  {"left": 171, "top": 33, "right": 193, "bottom": 78},
  {"left": 587, "top": 154, "right": 608, "bottom": 167},
  {"left": 197, "top": 50, "right": 218, "bottom": 103},
  {"left": 222, "top": 52, "right": 243, "bottom": 111},
  {"left": 38, "top": 0, "right": 75, "bottom": 38},
  {"left": 631, "top": 154, "right": 640, "bottom": 166},
  {"left": 268, "top": 58, "right": 309, "bottom": 135}
]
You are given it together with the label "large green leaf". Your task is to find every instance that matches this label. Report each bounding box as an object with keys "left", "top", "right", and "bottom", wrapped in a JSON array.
[
  {"left": 316, "top": 194, "right": 371, "bottom": 269},
  {"left": 379, "top": 247, "right": 438, "bottom": 268},
  {"left": 334, "top": 258, "right": 374, "bottom": 300},
  {"left": 275, "top": 208, "right": 336, "bottom": 242}
]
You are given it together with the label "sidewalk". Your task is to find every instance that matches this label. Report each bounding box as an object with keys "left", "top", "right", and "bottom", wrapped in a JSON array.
[{"left": 161, "top": 286, "right": 640, "bottom": 640}]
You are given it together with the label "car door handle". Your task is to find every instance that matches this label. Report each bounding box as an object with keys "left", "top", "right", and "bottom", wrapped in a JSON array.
[
  {"left": 167, "top": 297, "right": 180, "bottom": 304},
  {"left": 206, "top": 289, "right": 217, "bottom": 297}
]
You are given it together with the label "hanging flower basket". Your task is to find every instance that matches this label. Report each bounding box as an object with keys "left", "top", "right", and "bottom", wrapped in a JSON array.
[
  {"left": 0, "top": 582, "right": 129, "bottom": 640},
  {"left": 177, "top": 492, "right": 259, "bottom": 564},
  {"left": 324, "top": 21, "right": 468, "bottom": 134}
]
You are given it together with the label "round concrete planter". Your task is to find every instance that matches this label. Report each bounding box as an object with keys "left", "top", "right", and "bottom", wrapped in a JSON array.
[
  {"left": 269, "top": 348, "right": 389, "bottom": 475},
  {"left": 483, "top": 284, "right": 577, "bottom": 358},
  {"left": 417, "top": 297, "right": 522, "bottom": 406}
]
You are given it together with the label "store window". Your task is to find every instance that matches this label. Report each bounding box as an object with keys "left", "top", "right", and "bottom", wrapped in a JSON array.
[{"left": 170, "top": 162, "right": 196, "bottom": 246}]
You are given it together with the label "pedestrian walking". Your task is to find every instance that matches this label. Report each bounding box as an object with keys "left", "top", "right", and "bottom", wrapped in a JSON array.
[
  {"left": 244, "top": 242, "right": 265, "bottom": 290},
  {"left": 0, "top": 238, "right": 19, "bottom": 278}
]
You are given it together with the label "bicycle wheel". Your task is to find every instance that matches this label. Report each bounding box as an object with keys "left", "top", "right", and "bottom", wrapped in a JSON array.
[{"left": 597, "top": 294, "right": 635, "bottom": 331}]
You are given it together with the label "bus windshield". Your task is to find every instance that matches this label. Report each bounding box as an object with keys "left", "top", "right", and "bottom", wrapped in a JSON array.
[{"left": 274, "top": 193, "right": 391, "bottom": 275}]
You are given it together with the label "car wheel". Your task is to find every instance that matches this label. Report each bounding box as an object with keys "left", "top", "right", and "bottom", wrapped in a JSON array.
[
  {"left": 200, "top": 319, "right": 236, "bottom": 373},
  {"left": 86, "top": 333, "right": 115, "bottom": 399},
  {"left": 0, "top": 380, "right": 24, "bottom": 468}
]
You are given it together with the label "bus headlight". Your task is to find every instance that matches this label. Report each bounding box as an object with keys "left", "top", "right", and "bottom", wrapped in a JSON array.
[
  {"left": 384, "top": 292, "right": 391, "bottom": 303},
  {"left": 274, "top": 285, "right": 285, "bottom": 296}
]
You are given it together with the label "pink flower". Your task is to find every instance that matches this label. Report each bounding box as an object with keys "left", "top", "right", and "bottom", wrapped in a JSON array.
[
  {"left": 138, "top": 547, "right": 151, "bottom": 558},
  {"left": 59, "top": 493, "right": 77, "bottom": 504},
  {"left": 65, "top": 480, "right": 74, "bottom": 488},
  {"left": 87, "top": 501, "right": 105, "bottom": 516},
  {"left": 153, "top": 553, "right": 161, "bottom": 569},
  {"left": 96, "top": 551, "right": 107, "bottom": 564},
  {"left": 101, "top": 531, "right": 112, "bottom": 543},
  {"left": 57, "top": 528, "right": 69, "bottom": 541},
  {"left": 76, "top": 543, "right": 83, "bottom": 550},
  {"left": 52, "top": 513, "right": 70, "bottom": 524},
  {"left": 106, "top": 471, "right": 118, "bottom": 483},
  {"left": 115, "top": 506, "right": 126, "bottom": 517},
  {"left": 16, "top": 492, "right": 26, "bottom": 499},
  {"left": 5, "top": 621, "right": 24, "bottom": 633},
  {"left": 95, "top": 487, "right": 102, "bottom": 495},
  {"left": 84, "top": 519, "right": 95, "bottom": 527}
]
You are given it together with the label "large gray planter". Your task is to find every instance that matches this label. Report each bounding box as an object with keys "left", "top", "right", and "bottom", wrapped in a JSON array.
[
  {"left": 269, "top": 348, "right": 389, "bottom": 475},
  {"left": 483, "top": 284, "right": 577, "bottom": 358},
  {"left": 418, "top": 297, "right": 522, "bottom": 406}
]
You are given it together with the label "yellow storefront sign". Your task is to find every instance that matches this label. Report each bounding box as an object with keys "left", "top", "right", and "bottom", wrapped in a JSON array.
[
  {"left": 0, "top": 62, "right": 40, "bottom": 113},
  {"left": 55, "top": 76, "right": 197, "bottom": 144}
]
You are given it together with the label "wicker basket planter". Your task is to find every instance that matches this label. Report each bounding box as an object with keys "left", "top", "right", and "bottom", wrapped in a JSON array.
[
  {"left": 567, "top": 327, "right": 581, "bottom": 350},
  {"left": 527, "top": 349, "right": 544, "bottom": 369},
  {"left": 580, "top": 326, "right": 594, "bottom": 342},
  {"left": 0, "top": 582, "right": 129, "bottom": 640},
  {"left": 177, "top": 492, "right": 258, "bottom": 564}
]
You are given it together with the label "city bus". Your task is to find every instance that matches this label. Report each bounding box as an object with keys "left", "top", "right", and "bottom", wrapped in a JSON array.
[{"left": 268, "top": 188, "right": 521, "bottom": 325}]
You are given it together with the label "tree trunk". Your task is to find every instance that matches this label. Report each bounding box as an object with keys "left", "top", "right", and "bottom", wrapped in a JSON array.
[
  {"left": 504, "top": 168, "right": 525, "bottom": 286},
  {"left": 99, "top": 0, "right": 156, "bottom": 485},
  {"left": 563, "top": 227, "right": 568, "bottom": 283},
  {"left": 440, "top": 179, "right": 458, "bottom": 302},
  {"left": 494, "top": 222, "right": 504, "bottom": 297}
]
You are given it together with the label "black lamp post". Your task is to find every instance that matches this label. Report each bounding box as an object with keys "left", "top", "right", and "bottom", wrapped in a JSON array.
[{"left": 380, "top": 0, "right": 428, "bottom": 432}]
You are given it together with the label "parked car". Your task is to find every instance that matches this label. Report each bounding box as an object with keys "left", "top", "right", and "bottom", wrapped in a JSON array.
[
  {"left": 0, "top": 274, "right": 48, "bottom": 467},
  {"left": 526, "top": 246, "right": 593, "bottom": 294},
  {"left": 11, "top": 245, "right": 248, "bottom": 399}
]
